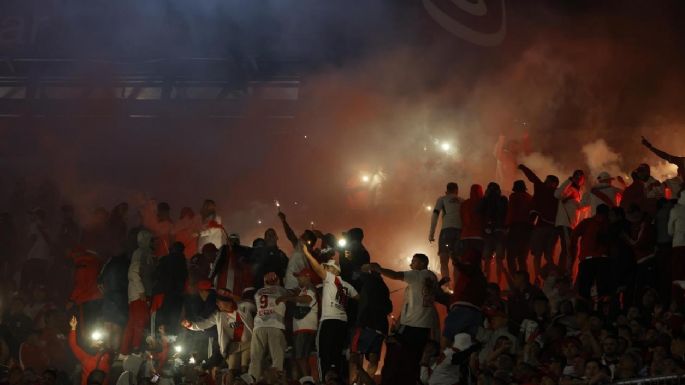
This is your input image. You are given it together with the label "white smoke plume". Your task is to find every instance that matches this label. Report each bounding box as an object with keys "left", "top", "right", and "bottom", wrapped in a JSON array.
[{"left": 581, "top": 139, "right": 627, "bottom": 182}]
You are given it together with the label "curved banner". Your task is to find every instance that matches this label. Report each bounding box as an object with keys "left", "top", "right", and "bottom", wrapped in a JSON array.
[{"left": 423, "top": 0, "right": 507, "bottom": 46}]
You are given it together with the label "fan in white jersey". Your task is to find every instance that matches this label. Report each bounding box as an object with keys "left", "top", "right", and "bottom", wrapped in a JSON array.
[
  {"left": 276, "top": 267, "right": 320, "bottom": 379},
  {"left": 181, "top": 288, "right": 254, "bottom": 377},
  {"left": 248, "top": 272, "right": 289, "bottom": 380},
  {"left": 429, "top": 182, "right": 463, "bottom": 280},
  {"left": 301, "top": 243, "right": 359, "bottom": 380}
]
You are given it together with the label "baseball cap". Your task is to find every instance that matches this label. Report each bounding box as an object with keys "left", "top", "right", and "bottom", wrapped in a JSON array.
[{"left": 321, "top": 259, "right": 341, "bottom": 273}]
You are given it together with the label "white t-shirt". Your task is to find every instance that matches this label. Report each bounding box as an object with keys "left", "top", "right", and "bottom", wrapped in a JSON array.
[
  {"left": 400, "top": 269, "right": 438, "bottom": 329},
  {"left": 238, "top": 300, "right": 256, "bottom": 340},
  {"left": 197, "top": 217, "right": 227, "bottom": 253},
  {"left": 433, "top": 194, "right": 463, "bottom": 229},
  {"left": 27, "top": 223, "right": 51, "bottom": 261},
  {"left": 428, "top": 349, "right": 462, "bottom": 385},
  {"left": 293, "top": 287, "right": 318, "bottom": 333},
  {"left": 320, "top": 272, "right": 358, "bottom": 322},
  {"left": 253, "top": 285, "right": 288, "bottom": 330},
  {"left": 284, "top": 246, "right": 308, "bottom": 290}
]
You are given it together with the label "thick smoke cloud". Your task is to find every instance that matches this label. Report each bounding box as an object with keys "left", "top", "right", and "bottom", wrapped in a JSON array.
[{"left": 2, "top": 1, "right": 685, "bottom": 272}]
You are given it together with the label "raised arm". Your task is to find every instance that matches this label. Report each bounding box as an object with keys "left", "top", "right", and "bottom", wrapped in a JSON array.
[
  {"left": 643, "top": 136, "right": 682, "bottom": 165},
  {"left": 518, "top": 164, "right": 542, "bottom": 185},
  {"left": 368, "top": 263, "right": 404, "bottom": 281},
  {"left": 277, "top": 212, "right": 299, "bottom": 249},
  {"left": 301, "top": 244, "right": 326, "bottom": 279},
  {"left": 68, "top": 316, "right": 89, "bottom": 362},
  {"left": 276, "top": 293, "right": 313, "bottom": 305},
  {"left": 429, "top": 197, "right": 443, "bottom": 242}
]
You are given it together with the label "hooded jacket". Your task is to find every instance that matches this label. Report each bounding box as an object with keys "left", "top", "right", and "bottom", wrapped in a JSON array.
[
  {"left": 668, "top": 194, "right": 685, "bottom": 248},
  {"left": 581, "top": 182, "right": 623, "bottom": 216},
  {"left": 69, "top": 248, "right": 103, "bottom": 305},
  {"left": 128, "top": 230, "right": 156, "bottom": 302},
  {"left": 478, "top": 188, "right": 508, "bottom": 233},
  {"left": 554, "top": 179, "right": 586, "bottom": 228},
  {"left": 519, "top": 165, "right": 558, "bottom": 225},
  {"left": 645, "top": 175, "right": 665, "bottom": 199},
  {"left": 460, "top": 185, "right": 485, "bottom": 239},
  {"left": 506, "top": 191, "right": 533, "bottom": 226}
]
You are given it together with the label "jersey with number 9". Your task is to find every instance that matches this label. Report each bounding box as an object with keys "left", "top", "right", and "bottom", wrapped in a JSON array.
[{"left": 253, "top": 285, "right": 289, "bottom": 330}]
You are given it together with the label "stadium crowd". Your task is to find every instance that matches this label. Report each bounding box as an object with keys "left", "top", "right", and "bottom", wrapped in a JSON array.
[{"left": 1, "top": 137, "right": 685, "bottom": 385}]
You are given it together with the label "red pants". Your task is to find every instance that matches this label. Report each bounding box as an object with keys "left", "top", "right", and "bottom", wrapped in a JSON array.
[{"left": 120, "top": 299, "right": 149, "bottom": 354}]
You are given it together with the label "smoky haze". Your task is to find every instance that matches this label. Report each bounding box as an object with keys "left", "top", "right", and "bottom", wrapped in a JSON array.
[{"left": 1, "top": 0, "right": 685, "bottom": 273}]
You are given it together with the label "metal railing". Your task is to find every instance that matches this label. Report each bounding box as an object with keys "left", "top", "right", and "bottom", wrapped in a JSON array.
[{"left": 611, "top": 375, "right": 685, "bottom": 385}]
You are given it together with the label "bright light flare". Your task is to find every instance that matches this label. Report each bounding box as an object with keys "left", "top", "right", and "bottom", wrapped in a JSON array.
[
  {"left": 174, "top": 345, "right": 183, "bottom": 353},
  {"left": 361, "top": 174, "right": 370, "bottom": 183},
  {"left": 257, "top": 219, "right": 262, "bottom": 225},
  {"left": 425, "top": 205, "right": 432, "bottom": 212},
  {"left": 338, "top": 238, "right": 347, "bottom": 248},
  {"left": 274, "top": 200, "right": 280, "bottom": 208},
  {"left": 91, "top": 330, "right": 104, "bottom": 341},
  {"left": 189, "top": 356, "right": 196, "bottom": 364},
  {"left": 440, "top": 142, "right": 451, "bottom": 152}
]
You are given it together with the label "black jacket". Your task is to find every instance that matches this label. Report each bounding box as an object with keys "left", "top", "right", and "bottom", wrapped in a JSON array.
[
  {"left": 153, "top": 250, "right": 188, "bottom": 296},
  {"left": 356, "top": 273, "right": 392, "bottom": 334}
]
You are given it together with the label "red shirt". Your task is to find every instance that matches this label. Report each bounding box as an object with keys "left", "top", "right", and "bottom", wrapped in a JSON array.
[
  {"left": 153, "top": 338, "right": 170, "bottom": 372},
  {"left": 69, "top": 249, "right": 103, "bottom": 305},
  {"left": 460, "top": 185, "right": 484, "bottom": 239},
  {"left": 69, "top": 330, "right": 110, "bottom": 385},
  {"left": 571, "top": 217, "right": 609, "bottom": 261}
]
